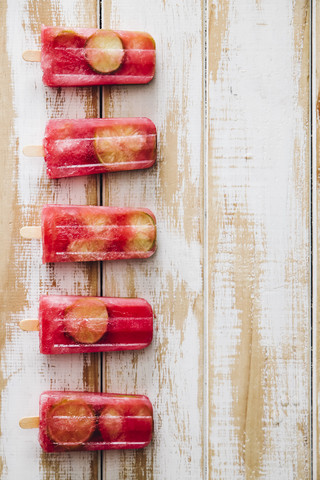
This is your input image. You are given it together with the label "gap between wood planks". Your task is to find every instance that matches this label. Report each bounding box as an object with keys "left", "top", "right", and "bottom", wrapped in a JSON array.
[
  {"left": 203, "top": 1, "right": 209, "bottom": 479},
  {"left": 311, "top": 0, "right": 317, "bottom": 478},
  {"left": 98, "top": 1, "right": 104, "bottom": 479}
]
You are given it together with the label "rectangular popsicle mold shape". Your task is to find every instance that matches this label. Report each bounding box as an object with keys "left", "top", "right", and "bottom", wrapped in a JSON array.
[
  {"left": 39, "top": 295, "right": 153, "bottom": 354},
  {"left": 41, "top": 204, "right": 157, "bottom": 263},
  {"left": 44, "top": 117, "right": 157, "bottom": 178},
  {"left": 39, "top": 391, "right": 153, "bottom": 452},
  {"left": 41, "top": 26, "right": 156, "bottom": 86}
]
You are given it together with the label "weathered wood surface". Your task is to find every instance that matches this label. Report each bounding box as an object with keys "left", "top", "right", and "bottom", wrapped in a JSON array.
[
  {"left": 101, "top": 1, "right": 204, "bottom": 479},
  {"left": 0, "top": 0, "right": 314, "bottom": 479},
  {"left": 208, "top": 1, "right": 311, "bottom": 478},
  {"left": 0, "top": 1, "right": 100, "bottom": 479}
]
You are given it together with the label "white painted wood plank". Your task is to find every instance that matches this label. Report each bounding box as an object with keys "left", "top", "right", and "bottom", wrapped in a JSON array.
[
  {"left": 101, "top": 1, "right": 204, "bottom": 479},
  {"left": 0, "top": 1, "right": 100, "bottom": 478},
  {"left": 208, "top": 1, "right": 310, "bottom": 478}
]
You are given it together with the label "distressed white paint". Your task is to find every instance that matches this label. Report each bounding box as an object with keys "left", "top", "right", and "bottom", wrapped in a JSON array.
[
  {"left": 1, "top": 1, "right": 99, "bottom": 479},
  {"left": 101, "top": 1, "right": 204, "bottom": 479},
  {"left": 209, "top": 1, "right": 310, "bottom": 478}
]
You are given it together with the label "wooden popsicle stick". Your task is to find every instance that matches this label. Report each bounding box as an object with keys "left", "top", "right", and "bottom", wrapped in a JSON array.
[
  {"left": 20, "top": 226, "right": 41, "bottom": 239},
  {"left": 19, "top": 416, "right": 40, "bottom": 429},
  {"left": 19, "top": 319, "right": 39, "bottom": 331},
  {"left": 22, "top": 50, "right": 41, "bottom": 62},
  {"left": 23, "top": 145, "right": 44, "bottom": 157}
]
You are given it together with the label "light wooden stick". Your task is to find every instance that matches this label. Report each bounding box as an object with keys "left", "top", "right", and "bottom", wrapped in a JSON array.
[
  {"left": 20, "top": 319, "right": 39, "bottom": 331},
  {"left": 23, "top": 145, "right": 44, "bottom": 157},
  {"left": 20, "top": 226, "right": 41, "bottom": 239},
  {"left": 22, "top": 51, "right": 41, "bottom": 62},
  {"left": 19, "top": 417, "right": 40, "bottom": 429}
]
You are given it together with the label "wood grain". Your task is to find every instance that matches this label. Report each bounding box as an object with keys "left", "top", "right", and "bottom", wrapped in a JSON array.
[
  {"left": 101, "top": 1, "right": 204, "bottom": 478},
  {"left": 208, "top": 1, "right": 310, "bottom": 478},
  {"left": 315, "top": 0, "right": 320, "bottom": 477},
  {"left": 0, "top": 1, "right": 100, "bottom": 478}
]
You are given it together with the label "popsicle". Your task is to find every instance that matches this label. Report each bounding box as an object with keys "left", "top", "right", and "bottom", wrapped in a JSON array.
[
  {"left": 20, "top": 204, "right": 157, "bottom": 263},
  {"left": 23, "top": 26, "right": 156, "bottom": 87},
  {"left": 20, "top": 295, "right": 153, "bottom": 354},
  {"left": 23, "top": 118, "right": 157, "bottom": 178},
  {"left": 20, "top": 391, "right": 153, "bottom": 452}
]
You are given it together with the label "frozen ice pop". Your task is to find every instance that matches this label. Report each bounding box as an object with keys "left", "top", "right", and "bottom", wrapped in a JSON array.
[
  {"left": 20, "top": 295, "right": 153, "bottom": 354},
  {"left": 23, "top": 118, "right": 157, "bottom": 178},
  {"left": 20, "top": 204, "right": 157, "bottom": 263},
  {"left": 23, "top": 26, "right": 156, "bottom": 86},
  {"left": 20, "top": 391, "right": 153, "bottom": 452}
]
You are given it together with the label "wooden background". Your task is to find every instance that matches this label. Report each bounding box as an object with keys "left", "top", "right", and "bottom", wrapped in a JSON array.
[{"left": 0, "top": 0, "right": 315, "bottom": 478}]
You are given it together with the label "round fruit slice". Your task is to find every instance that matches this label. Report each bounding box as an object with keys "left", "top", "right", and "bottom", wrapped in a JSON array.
[
  {"left": 125, "top": 33, "right": 155, "bottom": 50},
  {"left": 64, "top": 298, "right": 108, "bottom": 344},
  {"left": 125, "top": 212, "right": 156, "bottom": 252},
  {"left": 53, "top": 30, "right": 86, "bottom": 48},
  {"left": 131, "top": 403, "right": 152, "bottom": 417},
  {"left": 82, "top": 211, "right": 113, "bottom": 227},
  {"left": 125, "top": 403, "right": 153, "bottom": 443},
  {"left": 129, "top": 403, "right": 153, "bottom": 431},
  {"left": 98, "top": 405, "right": 124, "bottom": 442},
  {"left": 67, "top": 238, "right": 108, "bottom": 256},
  {"left": 47, "top": 399, "right": 95, "bottom": 446},
  {"left": 85, "top": 30, "right": 124, "bottom": 74},
  {"left": 94, "top": 125, "right": 146, "bottom": 165}
]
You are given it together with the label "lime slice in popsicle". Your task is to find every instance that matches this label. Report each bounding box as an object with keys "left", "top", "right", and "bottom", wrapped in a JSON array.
[
  {"left": 64, "top": 298, "right": 109, "bottom": 344},
  {"left": 125, "top": 212, "right": 156, "bottom": 252},
  {"left": 47, "top": 399, "right": 95, "bottom": 446},
  {"left": 98, "top": 405, "right": 124, "bottom": 441},
  {"left": 67, "top": 238, "right": 108, "bottom": 257},
  {"left": 85, "top": 30, "right": 124, "bottom": 74},
  {"left": 82, "top": 210, "right": 113, "bottom": 227},
  {"left": 94, "top": 125, "right": 146, "bottom": 165}
]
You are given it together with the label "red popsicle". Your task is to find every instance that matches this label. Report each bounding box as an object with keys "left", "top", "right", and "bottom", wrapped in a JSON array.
[
  {"left": 20, "top": 391, "right": 153, "bottom": 452},
  {"left": 27, "top": 295, "right": 153, "bottom": 354},
  {"left": 39, "top": 205, "right": 156, "bottom": 263},
  {"left": 42, "top": 118, "right": 157, "bottom": 178},
  {"left": 40, "top": 26, "right": 156, "bottom": 86}
]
